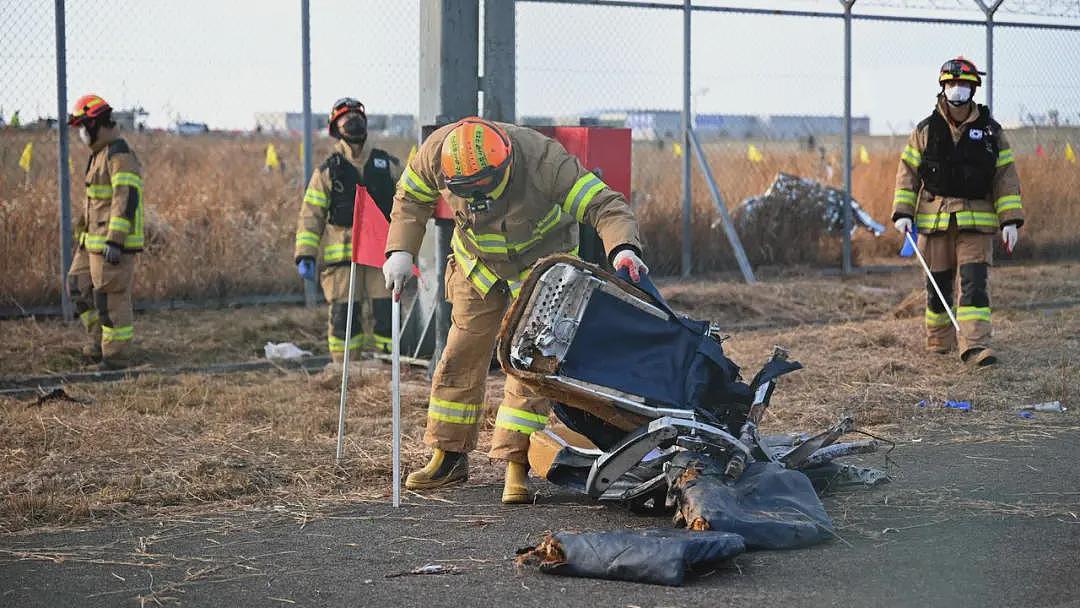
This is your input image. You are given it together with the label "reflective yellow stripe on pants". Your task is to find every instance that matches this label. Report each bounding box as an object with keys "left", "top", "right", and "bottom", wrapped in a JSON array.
[
  {"left": 494, "top": 405, "right": 549, "bottom": 435},
  {"left": 428, "top": 397, "right": 482, "bottom": 425}
]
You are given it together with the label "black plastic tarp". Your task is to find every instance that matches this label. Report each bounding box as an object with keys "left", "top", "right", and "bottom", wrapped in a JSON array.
[
  {"left": 519, "top": 529, "right": 746, "bottom": 586},
  {"left": 666, "top": 454, "right": 835, "bottom": 550}
]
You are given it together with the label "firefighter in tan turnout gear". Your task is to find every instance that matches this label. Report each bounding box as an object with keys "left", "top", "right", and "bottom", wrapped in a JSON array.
[
  {"left": 383, "top": 118, "right": 647, "bottom": 504},
  {"left": 892, "top": 58, "right": 1023, "bottom": 366},
  {"left": 66, "top": 94, "right": 145, "bottom": 370},
  {"left": 294, "top": 98, "right": 401, "bottom": 365}
]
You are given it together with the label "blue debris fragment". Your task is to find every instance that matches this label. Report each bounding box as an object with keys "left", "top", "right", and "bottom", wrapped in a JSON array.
[
  {"left": 1018, "top": 411, "right": 1035, "bottom": 419},
  {"left": 943, "top": 400, "right": 971, "bottom": 411}
]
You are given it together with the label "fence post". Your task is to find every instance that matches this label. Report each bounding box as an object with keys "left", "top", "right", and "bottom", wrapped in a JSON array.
[
  {"left": 975, "top": 1, "right": 1004, "bottom": 114},
  {"left": 300, "top": 0, "right": 318, "bottom": 308},
  {"left": 840, "top": 0, "right": 855, "bottom": 275},
  {"left": 55, "top": 0, "right": 73, "bottom": 322},
  {"left": 482, "top": 0, "right": 515, "bottom": 123},
  {"left": 681, "top": 0, "right": 692, "bottom": 278}
]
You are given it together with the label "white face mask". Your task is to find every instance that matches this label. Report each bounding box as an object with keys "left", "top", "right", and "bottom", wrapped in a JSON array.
[
  {"left": 78, "top": 125, "right": 92, "bottom": 145},
  {"left": 944, "top": 83, "right": 973, "bottom": 105}
]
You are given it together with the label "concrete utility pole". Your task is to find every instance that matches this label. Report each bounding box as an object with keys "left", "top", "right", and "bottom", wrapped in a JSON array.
[
  {"left": 482, "top": 0, "right": 515, "bottom": 123},
  {"left": 420, "top": 0, "right": 480, "bottom": 371}
]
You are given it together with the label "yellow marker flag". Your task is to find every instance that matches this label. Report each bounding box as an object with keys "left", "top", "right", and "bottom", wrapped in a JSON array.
[
  {"left": 859, "top": 144, "right": 870, "bottom": 164},
  {"left": 747, "top": 144, "right": 763, "bottom": 163},
  {"left": 407, "top": 144, "right": 417, "bottom": 164},
  {"left": 265, "top": 143, "right": 280, "bottom": 169},
  {"left": 1066, "top": 142, "right": 1076, "bottom": 164},
  {"left": 672, "top": 142, "right": 683, "bottom": 158},
  {"left": 18, "top": 142, "right": 32, "bottom": 172}
]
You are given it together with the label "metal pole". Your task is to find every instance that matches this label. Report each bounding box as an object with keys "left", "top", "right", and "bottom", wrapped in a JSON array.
[
  {"left": 688, "top": 128, "right": 755, "bottom": 284},
  {"left": 391, "top": 297, "right": 402, "bottom": 508},
  {"left": 301, "top": 0, "right": 317, "bottom": 308},
  {"left": 681, "top": 0, "right": 692, "bottom": 278},
  {"left": 482, "top": 0, "right": 515, "bottom": 123},
  {"left": 335, "top": 261, "right": 358, "bottom": 463},
  {"left": 55, "top": 0, "right": 73, "bottom": 322},
  {"left": 975, "top": 0, "right": 1004, "bottom": 113},
  {"left": 841, "top": 0, "right": 855, "bottom": 275}
]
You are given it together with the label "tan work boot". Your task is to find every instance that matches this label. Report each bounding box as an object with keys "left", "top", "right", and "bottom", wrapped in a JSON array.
[
  {"left": 501, "top": 461, "right": 531, "bottom": 504},
  {"left": 962, "top": 347, "right": 998, "bottom": 367},
  {"left": 405, "top": 448, "right": 468, "bottom": 490}
]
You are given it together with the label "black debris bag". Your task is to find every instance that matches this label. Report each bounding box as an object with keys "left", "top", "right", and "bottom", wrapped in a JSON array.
[
  {"left": 666, "top": 453, "right": 834, "bottom": 550},
  {"left": 517, "top": 529, "right": 745, "bottom": 587}
]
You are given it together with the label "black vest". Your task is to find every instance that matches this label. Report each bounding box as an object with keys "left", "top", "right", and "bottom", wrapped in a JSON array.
[
  {"left": 917, "top": 104, "right": 999, "bottom": 200},
  {"left": 323, "top": 148, "right": 397, "bottom": 227}
]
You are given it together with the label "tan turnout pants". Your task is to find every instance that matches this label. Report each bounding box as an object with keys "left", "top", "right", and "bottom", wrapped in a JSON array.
[
  {"left": 423, "top": 259, "right": 551, "bottom": 464},
  {"left": 83, "top": 252, "right": 136, "bottom": 360},
  {"left": 321, "top": 264, "right": 392, "bottom": 362},
  {"left": 917, "top": 215, "right": 994, "bottom": 356},
  {"left": 68, "top": 248, "right": 100, "bottom": 351}
]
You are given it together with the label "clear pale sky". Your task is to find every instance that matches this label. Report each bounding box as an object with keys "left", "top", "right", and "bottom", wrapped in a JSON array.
[{"left": 2, "top": 0, "right": 1078, "bottom": 134}]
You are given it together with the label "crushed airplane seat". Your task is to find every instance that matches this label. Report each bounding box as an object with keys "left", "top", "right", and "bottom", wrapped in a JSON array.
[{"left": 501, "top": 256, "right": 889, "bottom": 584}]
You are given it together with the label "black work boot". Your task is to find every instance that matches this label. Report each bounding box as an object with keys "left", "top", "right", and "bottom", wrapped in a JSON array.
[{"left": 405, "top": 449, "right": 468, "bottom": 490}]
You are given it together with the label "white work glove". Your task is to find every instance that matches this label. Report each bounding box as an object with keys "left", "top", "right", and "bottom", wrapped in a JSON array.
[
  {"left": 894, "top": 217, "right": 912, "bottom": 234},
  {"left": 1001, "top": 224, "right": 1018, "bottom": 253},
  {"left": 383, "top": 251, "right": 413, "bottom": 297},
  {"left": 612, "top": 249, "right": 648, "bottom": 283}
]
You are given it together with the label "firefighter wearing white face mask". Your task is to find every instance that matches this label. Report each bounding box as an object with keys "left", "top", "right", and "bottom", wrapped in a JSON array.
[{"left": 892, "top": 57, "right": 1023, "bottom": 367}]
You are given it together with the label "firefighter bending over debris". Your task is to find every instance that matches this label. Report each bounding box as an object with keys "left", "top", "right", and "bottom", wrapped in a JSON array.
[
  {"left": 294, "top": 98, "right": 401, "bottom": 369},
  {"left": 892, "top": 57, "right": 1023, "bottom": 366},
  {"left": 382, "top": 118, "right": 647, "bottom": 503},
  {"left": 67, "top": 94, "right": 145, "bottom": 370}
]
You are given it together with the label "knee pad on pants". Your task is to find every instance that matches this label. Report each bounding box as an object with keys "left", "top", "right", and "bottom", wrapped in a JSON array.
[
  {"left": 330, "top": 302, "right": 360, "bottom": 339},
  {"left": 371, "top": 298, "right": 392, "bottom": 337},
  {"left": 94, "top": 290, "right": 113, "bottom": 327},
  {"left": 959, "top": 263, "right": 989, "bottom": 307},
  {"left": 926, "top": 269, "right": 956, "bottom": 312}
]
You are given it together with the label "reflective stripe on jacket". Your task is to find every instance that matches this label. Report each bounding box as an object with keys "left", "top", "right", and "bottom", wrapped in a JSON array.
[
  {"left": 386, "top": 122, "right": 642, "bottom": 296},
  {"left": 294, "top": 139, "right": 402, "bottom": 265},
  {"left": 892, "top": 96, "right": 1023, "bottom": 234},
  {"left": 80, "top": 137, "right": 144, "bottom": 253}
]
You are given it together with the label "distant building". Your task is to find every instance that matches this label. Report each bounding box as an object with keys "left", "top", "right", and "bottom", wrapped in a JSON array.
[
  {"left": 580, "top": 109, "right": 870, "bottom": 140},
  {"left": 254, "top": 112, "right": 330, "bottom": 134},
  {"left": 174, "top": 121, "right": 210, "bottom": 135},
  {"left": 112, "top": 108, "right": 148, "bottom": 131},
  {"left": 367, "top": 114, "right": 416, "bottom": 139}
]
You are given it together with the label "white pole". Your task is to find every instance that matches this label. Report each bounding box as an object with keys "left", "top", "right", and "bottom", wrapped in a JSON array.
[
  {"left": 335, "top": 261, "right": 358, "bottom": 463},
  {"left": 906, "top": 231, "right": 961, "bottom": 333},
  {"left": 391, "top": 295, "right": 402, "bottom": 508}
]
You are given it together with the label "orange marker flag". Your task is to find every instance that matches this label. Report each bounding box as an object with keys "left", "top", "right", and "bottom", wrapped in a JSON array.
[{"left": 351, "top": 186, "right": 419, "bottom": 276}]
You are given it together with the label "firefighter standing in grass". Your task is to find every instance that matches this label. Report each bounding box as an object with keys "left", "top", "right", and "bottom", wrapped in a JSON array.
[
  {"left": 294, "top": 98, "right": 401, "bottom": 368},
  {"left": 382, "top": 118, "right": 647, "bottom": 504},
  {"left": 66, "top": 94, "right": 145, "bottom": 370},
  {"left": 892, "top": 58, "right": 1023, "bottom": 366}
]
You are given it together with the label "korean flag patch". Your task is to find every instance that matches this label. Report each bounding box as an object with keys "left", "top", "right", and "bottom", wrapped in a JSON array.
[
  {"left": 969, "top": 129, "right": 984, "bottom": 141},
  {"left": 373, "top": 157, "right": 389, "bottom": 169}
]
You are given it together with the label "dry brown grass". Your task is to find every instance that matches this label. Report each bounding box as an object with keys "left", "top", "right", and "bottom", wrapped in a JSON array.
[
  {"left": 0, "top": 263, "right": 1075, "bottom": 534},
  {"left": 4, "top": 131, "right": 1078, "bottom": 307}
]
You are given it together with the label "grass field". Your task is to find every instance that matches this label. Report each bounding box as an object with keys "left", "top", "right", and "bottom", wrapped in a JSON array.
[
  {"left": 1, "top": 262, "right": 1076, "bottom": 534},
  {"left": 2, "top": 129, "right": 1078, "bottom": 307}
]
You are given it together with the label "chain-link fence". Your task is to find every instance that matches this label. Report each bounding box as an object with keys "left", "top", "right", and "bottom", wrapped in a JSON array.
[{"left": 1, "top": 1, "right": 1078, "bottom": 312}]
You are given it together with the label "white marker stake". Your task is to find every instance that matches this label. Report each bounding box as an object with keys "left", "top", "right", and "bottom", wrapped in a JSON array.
[
  {"left": 391, "top": 294, "right": 402, "bottom": 508},
  {"left": 906, "top": 231, "right": 961, "bottom": 333},
  {"left": 335, "top": 262, "right": 358, "bottom": 464}
]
